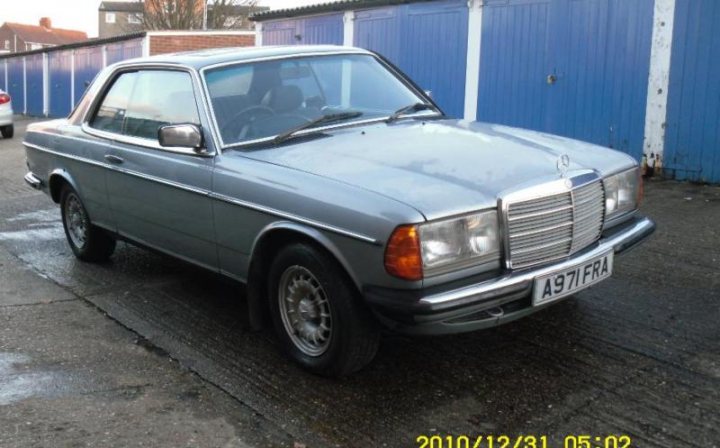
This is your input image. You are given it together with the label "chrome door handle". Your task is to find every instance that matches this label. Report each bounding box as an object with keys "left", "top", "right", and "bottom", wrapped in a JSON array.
[{"left": 104, "top": 154, "right": 124, "bottom": 164}]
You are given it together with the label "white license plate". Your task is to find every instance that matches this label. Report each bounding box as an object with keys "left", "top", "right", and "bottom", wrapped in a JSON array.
[{"left": 533, "top": 251, "right": 614, "bottom": 306}]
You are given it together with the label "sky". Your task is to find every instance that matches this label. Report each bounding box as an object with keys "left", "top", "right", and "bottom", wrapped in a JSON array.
[{"left": 0, "top": 0, "right": 327, "bottom": 37}]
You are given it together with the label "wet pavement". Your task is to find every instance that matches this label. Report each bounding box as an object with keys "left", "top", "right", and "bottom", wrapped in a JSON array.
[{"left": 1, "top": 118, "right": 719, "bottom": 447}]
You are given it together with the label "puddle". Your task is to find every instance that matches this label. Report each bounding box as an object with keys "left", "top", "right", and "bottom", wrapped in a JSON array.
[
  {"left": 0, "top": 225, "right": 64, "bottom": 242},
  {"left": 6, "top": 209, "right": 59, "bottom": 223},
  {"left": 0, "top": 353, "right": 55, "bottom": 406}
]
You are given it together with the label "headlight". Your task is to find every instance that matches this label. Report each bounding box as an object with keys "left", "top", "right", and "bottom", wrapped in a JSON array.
[
  {"left": 385, "top": 210, "right": 500, "bottom": 280},
  {"left": 604, "top": 168, "right": 641, "bottom": 219}
]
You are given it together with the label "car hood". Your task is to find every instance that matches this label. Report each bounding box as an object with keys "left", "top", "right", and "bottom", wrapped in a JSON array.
[{"left": 241, "top": 119, "right": 637, "bottom": 220}]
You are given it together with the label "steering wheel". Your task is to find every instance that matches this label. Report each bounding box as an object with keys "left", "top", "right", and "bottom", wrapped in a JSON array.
[{"left": 220, "top": 105, "right": 275, "bottom": 140}]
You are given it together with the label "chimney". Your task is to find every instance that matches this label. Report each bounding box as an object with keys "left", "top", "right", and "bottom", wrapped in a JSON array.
[{"left": 39, "top": 17, "right": 52, "bottom": 30}]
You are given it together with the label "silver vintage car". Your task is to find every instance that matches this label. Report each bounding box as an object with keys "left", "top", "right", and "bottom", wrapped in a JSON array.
[{"left": 23, "top": 46, "right": 655, "bottom": 375}]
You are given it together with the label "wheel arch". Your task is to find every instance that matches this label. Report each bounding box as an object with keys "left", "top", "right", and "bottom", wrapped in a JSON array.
[
  {"left": 245, "top": 221, "right": 364, "bottom": 330},
  {"left": 48, "top": 168, "right": 78, "bottom": 203}
]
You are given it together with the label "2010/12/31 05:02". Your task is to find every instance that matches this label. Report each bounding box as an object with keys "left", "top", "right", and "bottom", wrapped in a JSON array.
[{"left": 415, "top": 434, "right": 632, "bottom": 448}]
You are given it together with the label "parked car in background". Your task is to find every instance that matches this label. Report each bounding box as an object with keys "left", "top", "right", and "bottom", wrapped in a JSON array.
[
  {"left": 22, "top": 46, "right": 655, "bottom": 376},
  {"left": 0, "top": 90, "right": 13, "bottom": 138}
]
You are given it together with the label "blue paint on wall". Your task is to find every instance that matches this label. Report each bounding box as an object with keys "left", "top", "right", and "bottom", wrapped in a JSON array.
[
  {"left": 665, "top": 0, "right": 720, "bottom": 183},
  {"left": 478, "top": 0, "right": 653, "bottom": 160},
  {"left": 49, "top": 50, "right": 73, "bottom": 117},
  {"left": 263, "top": 13, "right": 344, "bottom": 45},
  {"left": 7, "top": 58, "right": 24, "bottom": 113},
  {"left": 354, "top": 0, "right": 468, "bottom": 118}
]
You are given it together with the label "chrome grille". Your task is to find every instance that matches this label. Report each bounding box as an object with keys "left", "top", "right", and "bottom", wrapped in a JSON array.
[{"left": 506, "top": 180, "right": 605, "bottom": 269}]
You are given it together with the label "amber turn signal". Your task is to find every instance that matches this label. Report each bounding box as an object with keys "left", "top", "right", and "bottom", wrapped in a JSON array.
[{"left": 384, "top": 224, "right": 423, "bottom": 281}]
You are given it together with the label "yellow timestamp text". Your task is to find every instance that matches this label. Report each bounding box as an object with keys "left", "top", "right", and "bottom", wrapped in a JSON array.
[{"left": 415, "top": 434, "right": 632, "bottom": 448}]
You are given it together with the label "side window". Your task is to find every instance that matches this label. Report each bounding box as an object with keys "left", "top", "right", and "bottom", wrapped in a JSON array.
[
  {"left": 123, "top": 70, "right": 200, "bottom": 140},
  {"left": 91, "top": 71, "right": 137, "bottom": 134}
]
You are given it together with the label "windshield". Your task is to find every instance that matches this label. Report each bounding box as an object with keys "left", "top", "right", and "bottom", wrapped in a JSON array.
[{"left": 203, "top": 53, "right": 428, "bottom": 146}]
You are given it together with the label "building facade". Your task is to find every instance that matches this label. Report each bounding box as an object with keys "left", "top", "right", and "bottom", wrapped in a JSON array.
[
  {"left": 98, "top": 1, "right": 145, "bottom": 38},
  {"left": 99, "top": 1, "right": 269, "bottom": 38},
  {"left": 0, "top": 18, "right": 87, "bottom": 54}
]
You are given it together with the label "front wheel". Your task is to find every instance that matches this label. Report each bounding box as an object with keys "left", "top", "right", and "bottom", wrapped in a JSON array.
[
  {"left": 60, "top": 185, "right": 116, "bottom": 262},
  {"left": 268, "top": 243, "right": 380, "bottom": 376}
]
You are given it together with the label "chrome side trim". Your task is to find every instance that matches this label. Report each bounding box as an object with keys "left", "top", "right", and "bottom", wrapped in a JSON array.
[
  {"left": 418, "top": 216, "right": 656, "bottom": 312},
  {"left": 24, "top": 171, "right": 42, "bottom": 189},
  {"left": 81, "top": 123, "right": 213, "bottom": 158},
  {"left": 23, "top": 141, "right": 109, "bottom": 169},
  {"left": 25, "top": 141, "right": 378, "bottom": 245},
  {"left": 210, "top": 192, "right": 380, "bottom": 245}
]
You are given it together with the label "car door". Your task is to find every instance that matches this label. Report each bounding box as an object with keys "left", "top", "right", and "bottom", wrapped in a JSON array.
[{"left": 85, "top": 68, "right": 217, "bottom": 270}]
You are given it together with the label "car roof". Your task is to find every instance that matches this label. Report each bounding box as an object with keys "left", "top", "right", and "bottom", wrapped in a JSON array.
[{"left": 115, "top": 45, "right": 372, "bottom": 70}]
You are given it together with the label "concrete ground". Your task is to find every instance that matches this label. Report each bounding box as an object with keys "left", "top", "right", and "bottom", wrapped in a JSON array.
[{"left": 1, "top": 117, "right": 719, "bottom": 447}]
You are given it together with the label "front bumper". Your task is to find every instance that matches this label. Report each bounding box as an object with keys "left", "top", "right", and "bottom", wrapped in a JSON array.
[{"left": 365, "top": 215, "right": 656, "bottom": 335}]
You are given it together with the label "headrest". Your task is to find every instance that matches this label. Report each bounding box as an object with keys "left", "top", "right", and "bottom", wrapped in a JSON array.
[{"left": 263, "top": 85, "right": 303, "bottom": 113}]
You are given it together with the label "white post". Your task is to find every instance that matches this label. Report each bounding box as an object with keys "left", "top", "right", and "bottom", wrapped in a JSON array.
[
  {"left": 463, "top": 0, "right": 483, "bottom": 122},
  {"left": 70, "top": 50, "right": 75, "bottom": 109},
  {"left": 203, "top": 0, "right": 208, "bottom": 30},
  {"left": 43, "top": 52, "right": 49, "bottom": 116},
  {"left": 341, "top": 11, "right": 355, "bottom": 107},
  {"left": 22, "top": 56, "right": 27, "bottom": 115},
  {"left": 142, "top": 34, "right": 150, "bottom": 57},
  {"left": 256, "top": 22, "right": 263, "bottom": 46},
  {"left": 343, "top": 11, "right": 355, "bottom": 46},
  {"left": 643, "top": 0, "right": 676, "bottom": 162},
  {"left": 102, "top": 45, "right": 108, "bottom": 67}
]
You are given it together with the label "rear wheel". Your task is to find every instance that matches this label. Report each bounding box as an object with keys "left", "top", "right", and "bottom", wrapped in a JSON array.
[
  {"left": 268, "top": 242, "right": 380, "bottom": 376},
  {"left": 60, "top": 185, "right": 116, "bottom": 262},
  {"left": 1, "top": 125, "right": 13, "bottom": 139}
]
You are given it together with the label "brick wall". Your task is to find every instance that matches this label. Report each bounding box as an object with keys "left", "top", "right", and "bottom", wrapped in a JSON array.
[{"left": 149, "top": 34, "right": 255, "bottom": 56}]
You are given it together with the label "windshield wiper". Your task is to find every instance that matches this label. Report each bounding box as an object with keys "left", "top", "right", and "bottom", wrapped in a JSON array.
[
  {"left": 273, "top": 111, "right": 363, "bottom": 144},
  {"left": 385, "top": 102, "right": 438, "bottom": 124}
]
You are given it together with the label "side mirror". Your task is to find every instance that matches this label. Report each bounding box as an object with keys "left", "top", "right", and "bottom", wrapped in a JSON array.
[{"left": 158, "top": 124, "right": 204, "bottom": 152}]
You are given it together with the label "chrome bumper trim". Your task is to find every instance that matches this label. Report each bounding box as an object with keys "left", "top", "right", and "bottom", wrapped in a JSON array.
[
  {"left": 418, "top": 216, "right": 655, "bottom": 312},
  {"left": 24, "top": 172, "right": 43, "bottom": 190}
]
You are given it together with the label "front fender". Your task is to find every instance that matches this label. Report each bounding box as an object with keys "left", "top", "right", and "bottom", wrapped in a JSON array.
[{"left": 250, "top": 220, "right": 362, "bottom": 289}]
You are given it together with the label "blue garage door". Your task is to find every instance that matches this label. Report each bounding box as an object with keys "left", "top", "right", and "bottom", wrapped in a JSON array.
[
  {"left": 49, "top": 50, "right": 73, "bottom": 117},
  {"left": 263, "top": 20, "right": 297, "bottom": 45},
  {"left": 106, "top": 38, "right": 143, "bottom": 65},
  {"left": 664, "top": 0, "right": 720, "bottom": 183},
  {"left": 478, "top": 0, "right": 653, "bottom": 160},
  {"left": 74, "top": 46, "right": 104, "bottom": 105},
  {"left": 7, "top": 58, "right": 24, "bottom": 114},
  {"left": 263, "top": 14, "right": 344, "bottom": 46},
  {"left": 0, "top": 61, "right": 6, "bottom": 92},
  {"left": 26, "top": 54, "right": 44, "bottom": 116},
  {"left": 355, "top": 0, "right": 468, "bottom": 118}
]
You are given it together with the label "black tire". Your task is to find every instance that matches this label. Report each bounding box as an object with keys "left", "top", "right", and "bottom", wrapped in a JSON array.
[
  {"left": 60, "top": 185, "right": 116, "bottom": 262},
  {"left": 268, "top": 242, "right": 380, "bottom": 376},
  {"left": 1, "top": 125, "right": 13, "bottom": 139}
]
